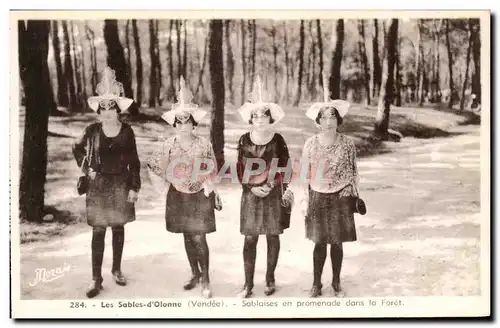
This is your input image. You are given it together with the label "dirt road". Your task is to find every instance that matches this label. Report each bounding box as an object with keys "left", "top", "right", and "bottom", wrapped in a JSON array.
[{"left": 19, "top": 125, "right": 481, "bottom": 300}]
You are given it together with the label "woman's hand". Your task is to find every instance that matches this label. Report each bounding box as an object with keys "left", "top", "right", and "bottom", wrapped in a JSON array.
[
  {"left": 215, "top": 193, "right": 223, "bottom": 211},
  {"left": 339, "top": 185, "right": 353, "bottom": 198},
  {"left": 127, "top": 190, "right": 139, "bottom": 203},
  {"left": 188, "top": 181, "right": 203, "bottom": 192},
  {"left": 281, "top": 188, "right": 294, "bottom": 207},
  {"left": 251, "top": 186, "right": 270, "bottom": 198}
]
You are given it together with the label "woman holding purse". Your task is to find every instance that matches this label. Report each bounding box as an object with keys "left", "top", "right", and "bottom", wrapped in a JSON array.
[
  {"left": 235, "top": 77, "right": 292, "bottom": 298},
  {"left": 146, "top": 77, "right": 221, "bottom": 299},
  {"left": 301, "top": 90, "right": 360, "bottom": 298},
  {"left": 72, "top": 67, "right": 141, "bottom": 298}
]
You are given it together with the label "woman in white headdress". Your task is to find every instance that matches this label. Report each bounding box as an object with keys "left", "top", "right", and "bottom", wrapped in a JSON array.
[
  {"left": 72, "top": 67, "right": 140, "bottom": 298},
  {"left": 235, "top": 77, "right": 292, "bottom": 298},
  {"left": 301, "top": 80, "right": 360, "bottom": 298},
  {"left": 146, "top": 77, "right": 221, "bottom": 299}
]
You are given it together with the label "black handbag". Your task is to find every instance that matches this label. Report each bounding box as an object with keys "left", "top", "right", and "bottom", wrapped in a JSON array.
[
  {"left": 279, "top": 175, "right": 293, "bottom": 229},
  {"left": 77, "top": 137, "right": 92, "bottom": 196},
  {"left": 350, "top": 154, "right": 366, "bottom": 215},
  {"left": 77, "top": 175, "right": 89, "bottom": 196},
  {"left": 349, "top": 188, "right": 367, "bottom": 215}
]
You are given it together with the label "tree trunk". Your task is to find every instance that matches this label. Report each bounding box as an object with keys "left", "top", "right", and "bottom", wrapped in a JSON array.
[
  {"left": 329, "top": 19, "right": 344, "bottom": 99},
  {"left": 395, "top": 40, "right": 402, "bottom": 106},
  {"left": 103, "top": 19, "right": 136, "bottom": 114},
  {"left": 148, "top": 20, "right": 157, "bottom": 107},
  {"left": 281, "top": 21, "right": 289, "bottom": 103},
  {"left": 292, "top": 20, "right": 305, "bottom": 106},
  {"left": 80, "top": 35, "right": 88, "bottom": 103},
  {"left": 70, "top": 22, "right": 83, "bottom": 110},
  {"left": 307, "top": 21, "right": 316, "bottom": 100},
  {"left": 62, "top": 20, "right": 76, "bottom": 110},
  {"left": 85, "top": 23, "right": 98, "bottom": 96},
  {"left": 250, "top": 20, "right": 257, "bottom": 86},
  {"left": 18, "top": 20, "right": 54, "bottom": 222},
  {"left": 372, "top": 19, "right": 382, "bottom": 101},
  {"left": 225, "top": 20, "right": 235, "bottom": 104},
  {"left": 176, "top": 20, "right": 182, "bottom": 80},
  {"left": 436, "top": 21, "right": 442, "bottom": 101},
  {"left": 132, "top": 19, "right": 143, "bottom": 106},
  {"left": 167, "top": 20, "right": 176, "bottom": 101},
  {"left": 183, "top": 20, "right": 188, "bottom": 79},
  {"left": 445, "top": 19, "right": 454, "bottom": 108},
  {"left": 430, "top": 28, "right": 436, "bottom": 101},
  {"left": 432, "top": 19, "right": 442, "bottom": 103},
  {"left": 305, "top": 21, "right": 312, "bottom": 97},
  {"left": 240, "top": 20, "right": 247, "bottom": 104},
  {"left": 394, "top": 27, "right": 402, "bottom": 107},
  {"left": 51, "top": 21, "right": 66, "bottom": 108},
  {"left": 75, "top": 23, "right": 87, "bottom": 108},
  {"left": 471, "top": 19, "right": 481, "bottom": 107},
  {"left": 271, "top": 25, "right": 279, "bottom": 102},
  {"left": 155, "top": 20, "right": 162, "bottom": 106},
  {"left": 194, "top": 32, "right": 209, "bottom": 99},
  {"left": 208, "top": 20, "right": 225, "bottom": 169},
  {"left": 125, "top": 20, "right": 132, "bottom": 87},
  {"left": 460, "top": 20, "right": 474, "bottom": 111},
  {"left": 358, "top": 19, "right": 371, "bottom": 105},
  {"left": 316, "top": 20, "right": 324, "bottom": 91},
  {"left": 415, "top": 20, "right": 421, "bottom": 104},
  {"left": 417, "top": 20, "right": 425, "bottom": 106},
  {"left": 374, "top": 19, "right": 398, "bottom": 139}
]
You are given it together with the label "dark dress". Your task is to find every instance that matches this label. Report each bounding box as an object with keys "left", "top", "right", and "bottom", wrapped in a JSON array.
[
  {"left": 305, "top": 188, "right": 357, "bottom": 244},
  {"left": 165, "top": 185, "right": 216, "bottom": 234},
  {"left": 147, "top": 135, "right": 217, "bottom": 234},
  {"left": 72, "top": 122, "right": 141, "bottom": 227},
  {"left": 302, "top": 134, "right": 358, "bottom": 244},
  {"left": 237, "top": 132, "right": 290, "bottom": 235}
]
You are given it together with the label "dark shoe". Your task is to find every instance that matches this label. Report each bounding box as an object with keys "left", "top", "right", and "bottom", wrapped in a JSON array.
[
  {"left": 86, "top": 277, "right": 103, "bottom": 298},
  {"left": 264, "top": 281, "right": 276, "bottom": 296},
  {"left": 237, "top": 285, "right": 253, "bottom": 298},
  {"left": 309, "top": 284, "right": 322, "bottom": 298},
  {"left": 183, "top": 275, "right": 201, "bottom": 291},
  {"left": 112, "top": 270, "right": 127, "bottom": 286}
]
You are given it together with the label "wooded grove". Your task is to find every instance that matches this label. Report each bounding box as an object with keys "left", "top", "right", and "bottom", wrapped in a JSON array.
[{"left": 18, "top": 18, "right": 482, "bottom": 222}]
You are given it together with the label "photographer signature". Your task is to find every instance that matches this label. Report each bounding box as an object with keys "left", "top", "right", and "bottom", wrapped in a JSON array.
[{"left": 29, "top": 262, "right": 73, "bottom": 287}]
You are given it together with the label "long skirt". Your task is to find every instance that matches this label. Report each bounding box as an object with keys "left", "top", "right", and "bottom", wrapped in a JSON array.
[
  {"left": 240, "top": 186, "right": 283, "bottom": 235},
  {"left": 305, "top": 189, "right": 357, "bottom": 244},
  {"left": 165, "top": 185, "right": 216, "bottom": 234},
  {"left": 86, "top": 173, "right": 135, "bottom": 227}
]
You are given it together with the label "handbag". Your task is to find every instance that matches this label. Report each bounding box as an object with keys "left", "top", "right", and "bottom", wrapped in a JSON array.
[
  {"left": 77, "top": 137, "right": 93, "bottom": 196},
  {"left": 349, "top": 151, "right": 366, "bottom": 215},
  {"left": 77, "top": 175, "right": 89, "bottom": 196},
  {"left": 349, "top": 184, "right": 367, "bottom": 215},
  {"left": 351, "top": 197, "right": 367, "bottom": 215},
  {"left": 279, "top": 175, "right": 293, "bottom": 230}
]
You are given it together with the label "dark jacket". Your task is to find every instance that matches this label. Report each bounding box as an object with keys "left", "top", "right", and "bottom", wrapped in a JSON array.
[{"left": 72, "top": 122, "right": 141, "bottom": 193}]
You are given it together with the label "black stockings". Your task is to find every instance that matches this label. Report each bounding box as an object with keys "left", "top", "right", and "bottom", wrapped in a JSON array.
[
  {"left": 312, "top": 243, "right": 343, "bottom": 287},
  {"left": 243, "top": 235, "right": 280, "bottom": 289},
  {"left": 91, "top": 226, "right": 125, "bottom": 280},
  {"left": 183, "top": 233, "right": 210, "bottom": 284}
]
